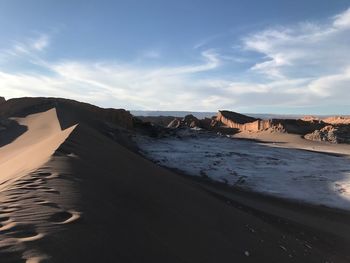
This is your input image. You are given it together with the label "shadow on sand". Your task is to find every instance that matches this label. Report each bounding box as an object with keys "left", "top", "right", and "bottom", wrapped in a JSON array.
[{"left": 0, "top": 120, "right": 27, "bottom": 147}]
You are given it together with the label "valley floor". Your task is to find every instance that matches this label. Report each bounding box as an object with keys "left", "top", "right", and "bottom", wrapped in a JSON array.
[
  {"left": 1, "top": 103, "right": 350, "bottom": 262},
  {"left": 135, "top": 130, "right": 350, "bottom": 210}
]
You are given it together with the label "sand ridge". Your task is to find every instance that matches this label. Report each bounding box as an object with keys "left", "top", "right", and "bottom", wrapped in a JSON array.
[
  {"left": 0, "top": 107, "right": 79, "bottom": 262},
  {"left": 0, "top": 108, "right": 77, "bottom": 191}
]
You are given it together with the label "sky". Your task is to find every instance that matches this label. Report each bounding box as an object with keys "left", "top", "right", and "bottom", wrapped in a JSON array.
[{"left": 0, "top": 0, "right": 350, "bottom": 114}]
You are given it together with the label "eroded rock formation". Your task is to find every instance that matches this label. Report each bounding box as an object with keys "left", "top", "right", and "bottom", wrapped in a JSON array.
[
  {"left": 304, "top": 125, "right": 350, "bottom": 144},
  {"left": 167, "top": 114, "right": 201, "bottom": 129},
  {"left": 323, "top": 116, "right": 350, "bottom": 125},
  {"left": 135, "top": 109, "right": 350, "bottom": 144},
  {"left": 216, "top": 110, "right": 325, "bottom": 135}
]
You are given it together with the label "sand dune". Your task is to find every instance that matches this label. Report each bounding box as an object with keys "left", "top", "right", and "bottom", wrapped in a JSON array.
[
  {"left": 0, "top": 97, "right": 350, "bottom": 262},
  {"left": 0, "top": 107, "right": 78, "bottom": 262},
  {"left": 0, "top": 108, "right": 76, "bottom": 191}
]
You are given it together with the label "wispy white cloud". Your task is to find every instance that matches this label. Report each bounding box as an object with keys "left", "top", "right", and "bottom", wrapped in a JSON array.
[
  {"left": 241, "top": 7, "right": 350, "bottom": 102},
  {"left": 193, "top": 34, "right": 221, "bottom": 49},
  {"left": 141, "top": 50, "right": 161, "bottom": 59},
  {"left": 1, "top": 8, "right": 350, "bottom": 113},
  {"left": 0, "top": 34, "right": 50, "bottom": 65},
  {"left": 333, "top": 7, "right": 350, "bottom": 29},
  {"left": 244, "top": 9, "right": 350, "bottom": 78},
  {"left": 0, "top": 48, "right": 227, "bottom": 110},
  {"left": 8, "top": 34, "right": 49, "bottom": 56},
  {"left": 31, "top": 35, "right": 50, "bottom": 51},
  {"left": 308, "top": 67, "right": 350, "bottom": 98}
]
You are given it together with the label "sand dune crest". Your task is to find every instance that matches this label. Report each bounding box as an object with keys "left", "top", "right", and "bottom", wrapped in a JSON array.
[{"left": 0, "top": 108, "right": 77, "bottom": 191}]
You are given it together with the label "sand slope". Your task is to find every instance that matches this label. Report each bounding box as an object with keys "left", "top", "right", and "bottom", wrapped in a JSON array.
[
  {"left": 0, "top": 108, "right": 76, "bottom": 191},
  {"left": 35, "top": 122, "right": 350, "bottom": 262},
  {"left": 234, "top": 130, "right": 350, "bottom": 155},
  {"left": 0, "top": 107, "right": 77, "bottom": 262}
]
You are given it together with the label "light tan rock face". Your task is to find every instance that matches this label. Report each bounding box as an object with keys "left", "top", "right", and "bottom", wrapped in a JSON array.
[
  {"left": 323, "top": 116, "right": 350, "bottom": 125},
  {"left": 302, "top": 115, "right": 350, "bottom": 125},
  {"left": 305, "top": 125, "right": 350, "bottom": 144},
  {"left": 215, "top": 110, "right": 325, "bottom": 135},
  {"left": 215, "top": 110, "right": 282, "bottom": 132},
  {"left": 301, "top": 116, "right": 320, "bottom": 122},
  {"left": 216, "top": 111, "right": 258, "bottom": 128}
]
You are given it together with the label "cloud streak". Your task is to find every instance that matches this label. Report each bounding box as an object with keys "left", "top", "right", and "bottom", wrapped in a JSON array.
[
  {"left": 243, "top": 7, "right": 350, "bottom": 82},
  {"left": 1, "top": 8, "right": 350, "bottom": 113},
  {"left": 2, "top": 34, "right": 49, "bottom": 58},
  {"left": 0, "top": 47, "right": 227, "bottom": 110}
]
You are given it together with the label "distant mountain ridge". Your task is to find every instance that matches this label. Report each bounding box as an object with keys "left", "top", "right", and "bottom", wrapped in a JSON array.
[
  {"left": 131, "top": 110, "right": 331, "bottom": 120},
  {"left": 130, "top": 110, "right": 216, "bottom": 119}
]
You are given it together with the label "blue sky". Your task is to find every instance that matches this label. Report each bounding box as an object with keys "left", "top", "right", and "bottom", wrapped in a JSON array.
[{"left": 1, "top": 0, "right": 350, "bottom": 114}]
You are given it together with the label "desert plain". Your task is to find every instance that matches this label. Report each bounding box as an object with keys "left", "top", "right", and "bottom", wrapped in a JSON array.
[{"left": 0, "top": 97, "right": 350, "bottom": 262}]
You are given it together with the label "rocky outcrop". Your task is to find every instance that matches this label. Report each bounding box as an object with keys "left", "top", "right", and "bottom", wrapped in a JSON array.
[
  {"left": 215, "top": 110, "right": 281, "bottom": 132},
  {"left": 216, "top": 111, "right": 287, "bottom": 132},
  {"left": 215, "top": 111, "right": 265, "bottom": 132},
  {"left": 302, "top": 115, "right": 350, "bottom": 125},
  {"left": 167, "top": 114, "right": 201, "bottom": 129},
  {"left": 183, "top": 114, "right": 201, "bottom": 128},
  {"left": 216, "top": 111, "right": 258, "bottom": 127},
  {"left": 0, "top": 97, "right": 5, "bottom": 105},
  {"left": 273, "top": 119, "right": 324, "bottom": 135},
  {"left": 323, "top": 116, "right": 350, "bottom": 125},
  {"left": 198, "top": 117, "right": 215, "bottom": 130},
  {"left": 215, "top": 110, "right": 325, "bottom": 135},
  {"left": 137, "top": 109, "right": 349, "bottom": 143},
  {"left": 167, "top": 118, "right": 182, "bottom": 128},
  {"left": 0, "top": 97, "right": 134, "bottom": 130},
  {"left": 301, "top": 116, "right": 320, "bottom": 122},
  {"left": 304, "top": 125, "right": 350, "bottom": 144}
]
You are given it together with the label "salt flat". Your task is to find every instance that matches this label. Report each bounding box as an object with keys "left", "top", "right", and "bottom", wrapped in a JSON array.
[{"left": 136, "top": 131, "right": 350, "bottom": 210}]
